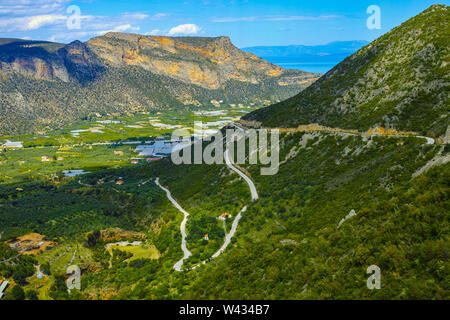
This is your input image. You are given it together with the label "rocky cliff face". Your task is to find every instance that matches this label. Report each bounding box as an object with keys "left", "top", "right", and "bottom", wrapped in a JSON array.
[
  {"left": 0, "top": 39, "right": 105, "bottom": 84},
  {"left": 0, "top": 39, "right": 65, "bottom": 82},
  {"left": 87, "top": 33, "right": 315, "bottom": 90},
  {"left": 59, "top": 40, "right": 106, "bottom": 84},
  {"left": 0, "top": 35, "right": 319, "bottom": 134}
]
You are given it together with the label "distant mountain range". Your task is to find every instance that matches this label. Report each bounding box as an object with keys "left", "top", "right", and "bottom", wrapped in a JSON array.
[
  {"left": 242, "top": 41, "right": 369, "bottom": 58},
  {"left": 242, "top": 41, "right": 369, "bottom": 73},
  {"left": 0, "top": 34, "right": 320, "bottom": 135}
]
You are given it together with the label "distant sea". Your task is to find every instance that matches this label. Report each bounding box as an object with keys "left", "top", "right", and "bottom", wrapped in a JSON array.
[{"left": 261, "top": 53, "right": 351, "bottom": 74}]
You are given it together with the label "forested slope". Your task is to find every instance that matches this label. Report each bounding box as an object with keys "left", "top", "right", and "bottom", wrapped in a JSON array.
[{"left": 244, "top": 5, "right": 449, "bottom": 137}]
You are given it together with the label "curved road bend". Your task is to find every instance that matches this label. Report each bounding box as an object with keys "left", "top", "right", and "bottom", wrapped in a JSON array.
[
  {"left": 211, "top": 149, "right": 259, "bottom": 257},
  {"left": 224, "top": 149, "right": 259, "bottom": 201},
  {"left": 155, "top": 177, "right": 192, "bottom": 271},
  {"left": 192, "top": 148, "right": 259, "bottom": 269}
]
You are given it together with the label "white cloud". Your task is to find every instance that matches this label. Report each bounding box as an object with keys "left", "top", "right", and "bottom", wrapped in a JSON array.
[
  {"left": 119, "top": 12, "right": 166, "bottom": 21},
  {"left": 26, "top": 14, "right": 67, "bottom": 30},
  {"left": 0, "top": 0, "right": 71, "bottom": 16},
  {"left": 0, "top": 2, "right": 166, "bottom": 41},
  {"left": 0, "top": 14, "right": 65, "bottom": 31},
  {"left": 0, "top": 13, "right": 93, "bottom": 31},
  {"left": 168, "top": 23, "right": 201, "bottom": 35},
  {"left": 151, "top": 13, "right": 167, "bottom": 20}
]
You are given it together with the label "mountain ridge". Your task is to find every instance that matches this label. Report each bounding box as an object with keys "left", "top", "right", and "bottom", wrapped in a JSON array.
[
  {"left": 243, "top": 4, "right": 449, "bottom": 137},
  {"left": 242, "top": 40, "right": 370, "bottom": 57},
  {"left": 0, "top": 33, "right": 320, "bottom": 135}
]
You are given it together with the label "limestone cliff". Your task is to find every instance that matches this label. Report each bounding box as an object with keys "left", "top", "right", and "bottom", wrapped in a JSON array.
[
  {"left": 0, "top": 35, "right": 319, "bottom": 134},
  {"left": 86, "top": 33, "right": 316, "bottom": 90}
]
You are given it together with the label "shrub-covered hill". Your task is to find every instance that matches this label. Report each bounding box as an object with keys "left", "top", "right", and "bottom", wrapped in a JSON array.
[
  {"left": 1, "top": 129, "right": 447, "bottom": 299},
  {"left": 243, "top": 4, "right": 449, "bottom": 137},
  {"left": 147, "top": 131, "right": 449, "bottom": 300}
]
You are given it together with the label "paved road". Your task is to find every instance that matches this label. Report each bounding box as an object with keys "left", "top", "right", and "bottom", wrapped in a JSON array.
[
  {"left": 206, "top": 148, "right": 259, "bottom": 260},
  {"left": 155, "top": 177, "right": 192, "bottom": 271},
  {"left": 211, "top": 205, "right": 248, "bottom": 260},
  {"left": 154, "top": 121, "right": 435, "bottom": 272},
  {"left": 417, "top": 136, "right": 435, "bottom": 145},
  {"left": 155, "top": 127, "right": 260, "bottom": 271},
  {"left": 224, "top": 149, "right": 258, "bottom": 201}
]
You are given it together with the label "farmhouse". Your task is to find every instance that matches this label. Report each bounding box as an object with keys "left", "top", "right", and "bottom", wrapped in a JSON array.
[{"left": 218, "top": 213, "right": 232, "bottom": 221}]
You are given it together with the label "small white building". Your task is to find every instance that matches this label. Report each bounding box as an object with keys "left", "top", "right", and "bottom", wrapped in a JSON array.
[{"left": 2, "top": 140, "right": 23, "bottom": 149}]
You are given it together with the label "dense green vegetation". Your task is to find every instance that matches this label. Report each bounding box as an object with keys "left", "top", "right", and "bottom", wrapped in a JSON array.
[
  {"left": 0, "top": 181, "right": 139, "bottom": 239},
  {"left": 1, "top": 119, "right": 448, "bottom": 300},
  {"left": 0, "top": 243, "right": 36, "bottom": 286},
  {"left": 12, "top": 129, "right": 443, "bottom": 300},
  {"left": 134, "top": 131, "right": 447, "bottom": 300},
  {"left": 179, "top": 134, "right": 448, "bottom": 299}
]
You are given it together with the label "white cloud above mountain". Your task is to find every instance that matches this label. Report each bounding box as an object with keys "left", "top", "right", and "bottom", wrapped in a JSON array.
[
  {"left": 97, "top": 24, "right": 140, "bottom": 35},
  {"left": 26, "top": 14, "right": 68, "bottom": 30},
  {"left": 168, "top": 23, "right": 201, "bottom": 35}
]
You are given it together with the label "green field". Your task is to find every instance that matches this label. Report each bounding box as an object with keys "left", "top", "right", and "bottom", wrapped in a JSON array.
[
  {"left": 0, "top": 106, "right": 256, "bottom": 185},
  {"left": 108, "top": 244, "right": 160, "bottom": 262}
]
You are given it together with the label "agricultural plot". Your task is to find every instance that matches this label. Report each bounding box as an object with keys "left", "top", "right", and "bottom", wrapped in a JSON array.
[{"left": 0, "top": 106, "right": 256, "bottom": 185}]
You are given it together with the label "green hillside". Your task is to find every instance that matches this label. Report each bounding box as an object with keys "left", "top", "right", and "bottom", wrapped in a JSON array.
[
  {"left": 244, "top": 4, "right": 449, "bottom": 137},
  {"left": 0, "top": 5, "right": 448, "bottom": 301}
]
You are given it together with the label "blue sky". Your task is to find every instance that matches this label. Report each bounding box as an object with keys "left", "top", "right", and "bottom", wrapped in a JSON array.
[{"left": 0, "top": 0, "right": 447, "bottom": 47}]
